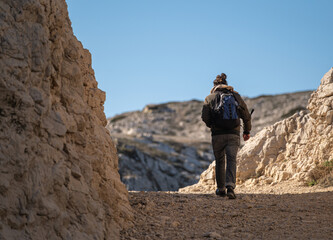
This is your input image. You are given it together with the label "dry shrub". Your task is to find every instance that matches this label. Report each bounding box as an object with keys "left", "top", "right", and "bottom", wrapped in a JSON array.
[{"left": 308, "top": 161, "right": 333, "bottom": 187}]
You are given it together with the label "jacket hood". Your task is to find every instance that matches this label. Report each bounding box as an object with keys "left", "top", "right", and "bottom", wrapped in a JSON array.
[{"left": 210, "top": 84, "right": 237, "bottom": 94}]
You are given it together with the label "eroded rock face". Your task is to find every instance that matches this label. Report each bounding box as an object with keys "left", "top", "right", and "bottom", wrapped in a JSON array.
[
  {"left": 180, "top": 68, "right": 333, "bottom": 193},
  {"left": 113, "top": 135, "right": 213, "bottom": 191},
  {"left": 0, "top": 0, "right": 132, "bottom": 239}
]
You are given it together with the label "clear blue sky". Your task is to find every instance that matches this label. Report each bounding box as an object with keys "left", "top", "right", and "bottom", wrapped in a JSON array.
[{"left": 66, "top": 0, "right": 332, "bottom": 118}]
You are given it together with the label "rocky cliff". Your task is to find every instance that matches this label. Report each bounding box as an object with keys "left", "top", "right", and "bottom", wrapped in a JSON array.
[
  {"left": 0, "top": 1, "right": 132, "bottom": 239},
  {"left": 180, "top": 68, "right": 333, "bottom": 193},
  {"left": 107, "top": 91, "right": 311, "bottom": 191}
]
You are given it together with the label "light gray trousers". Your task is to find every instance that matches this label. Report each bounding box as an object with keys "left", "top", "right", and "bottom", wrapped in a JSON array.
[{"left": 212, "top": 134, "right": 240, "bottom": 190}]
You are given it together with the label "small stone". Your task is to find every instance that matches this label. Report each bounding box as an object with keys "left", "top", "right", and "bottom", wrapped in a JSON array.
[
  {"left": 265, "top": 177, "right": 273, "bottom": 184},
  {"left": 29, "top": 87, "right": 44, "bottom": 105},
  {"left": 203, "top": 232, "right": 222, "bottom": 239},
  {"left": 71, "top": 165, "right": 82, "bottom": 179},
  {"left": 160, "top": 216, "right": 171, "bottom": 225},
  {"left": 171, "top": 221, "right": 180, "bottom": 228},
  {"left": 0, "top": 177, "right": 10, "bottom": 194}
]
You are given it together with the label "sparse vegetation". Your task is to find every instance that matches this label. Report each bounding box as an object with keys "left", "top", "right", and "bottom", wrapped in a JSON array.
[
  {"left": 308, "top": 160, "right": 333, "bottom": 187},
  {"left": 308, "top": 179, "right": 317, "bottom": 187},
  {"left": 323, "top": 160, "right": 333, "bottom": 168}
]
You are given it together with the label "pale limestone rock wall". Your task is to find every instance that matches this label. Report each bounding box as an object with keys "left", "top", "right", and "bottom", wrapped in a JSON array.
[
  {"left": 0, "top": 0, "right": 132, "bottom": 239},
  {"left": 180, "top": 68, "right": 333, "bottom": 193}
]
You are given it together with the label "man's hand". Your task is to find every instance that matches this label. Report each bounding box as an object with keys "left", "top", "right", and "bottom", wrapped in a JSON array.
[{"left": 243, "top": 134, "right": 250, "bottom": 141}]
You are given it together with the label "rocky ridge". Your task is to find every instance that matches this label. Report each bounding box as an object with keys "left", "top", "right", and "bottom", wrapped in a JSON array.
[
  {"left": 0, "top": 1, "right": 131, "bottom": 239},
  {"left": 107, "top": 91, "right": 312, "bottom": 191},
  {"left": 180, "top": 68, "right": 333, "bottom": 194}
]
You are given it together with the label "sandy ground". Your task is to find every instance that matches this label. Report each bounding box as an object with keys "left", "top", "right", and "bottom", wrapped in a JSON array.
[{"left": 120, "top": 184, "right": 333, "bottom": 240}]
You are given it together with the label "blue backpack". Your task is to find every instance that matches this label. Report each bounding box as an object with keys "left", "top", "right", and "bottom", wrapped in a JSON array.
[{"left": 211, "top": 92, "right": 240, "bottom": 129}]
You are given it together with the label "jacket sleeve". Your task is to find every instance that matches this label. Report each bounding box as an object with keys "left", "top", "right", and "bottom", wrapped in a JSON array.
[
  {"left": 234, "top": 93, "right": 252, "bottom": 134},
  {"left": 201, "top": 97, "right": 212, "bottom": 128}
]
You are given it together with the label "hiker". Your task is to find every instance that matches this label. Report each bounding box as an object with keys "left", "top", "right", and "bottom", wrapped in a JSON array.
[{"left": 202, "top": 73, "right": 251, "bottom": 199}]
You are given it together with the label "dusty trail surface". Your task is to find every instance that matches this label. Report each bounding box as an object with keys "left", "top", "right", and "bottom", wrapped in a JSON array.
[{"left": 121, "top": 190, "right": 333, "bottom": 240}]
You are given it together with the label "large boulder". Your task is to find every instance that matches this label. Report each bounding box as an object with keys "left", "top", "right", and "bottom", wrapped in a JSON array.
[
  {"left": 0, "top": 0, "right": 132, "bottom": 239},
  {"left": 180, "top": 68, "right": 333, "bottom": 193}
]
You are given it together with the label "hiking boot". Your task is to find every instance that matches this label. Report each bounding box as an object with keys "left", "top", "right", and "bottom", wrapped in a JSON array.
[
  {"left": 215, "top": 188, "right": 226, "bottom": 197},
  {"left": 227, "top": 187, "right": 236, "bottom": 199}
]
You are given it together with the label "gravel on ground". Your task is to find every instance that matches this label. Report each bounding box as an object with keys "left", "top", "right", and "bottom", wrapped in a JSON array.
[{"left": 121, "top": 186, "right": 333, "bottom": 240}]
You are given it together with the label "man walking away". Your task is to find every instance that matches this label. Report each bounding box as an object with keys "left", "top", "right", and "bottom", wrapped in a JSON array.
[{"left": 201, "top": 73, "right": 251, "bottom": 199}]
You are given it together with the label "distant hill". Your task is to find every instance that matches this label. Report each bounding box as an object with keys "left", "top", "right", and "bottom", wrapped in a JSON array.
[{"left": 106, "top": 90, "right": 312, "bottom": 191}]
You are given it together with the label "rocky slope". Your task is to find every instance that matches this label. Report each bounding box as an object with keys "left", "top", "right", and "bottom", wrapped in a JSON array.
[
  {"left": 107, "top": 91, "right": 312, "bottom": 191},
  {"left": 0, "top": 1, "right": 131, "bottom": 239},
  {"left": 180, "top": 68, "right": 333, "bottom": 194}
]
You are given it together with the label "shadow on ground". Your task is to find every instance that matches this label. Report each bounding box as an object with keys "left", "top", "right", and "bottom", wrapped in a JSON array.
[{"left": 121, "top": 191, "right": 333, "bottom": 240}]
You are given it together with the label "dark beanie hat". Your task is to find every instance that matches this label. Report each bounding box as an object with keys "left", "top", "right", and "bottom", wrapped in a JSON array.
[{"left": 213, "top": 73, "right": 228, "bottom": 85}]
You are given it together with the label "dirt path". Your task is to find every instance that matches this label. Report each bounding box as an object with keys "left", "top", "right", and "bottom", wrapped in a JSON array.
[{"left": 121, "top": 189, "right": 333, "bottom": 240}]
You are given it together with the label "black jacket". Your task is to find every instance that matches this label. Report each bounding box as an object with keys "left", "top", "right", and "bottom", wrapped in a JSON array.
[{"left": 202, "top": 84, "right": 251, "bottom": 136}]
